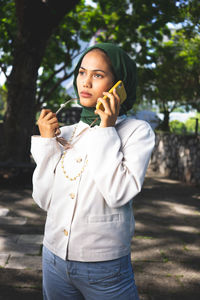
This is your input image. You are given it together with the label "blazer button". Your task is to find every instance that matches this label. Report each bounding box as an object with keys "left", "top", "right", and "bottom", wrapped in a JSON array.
[
  {"left": 64, "top": 229, "right": 68, "bottom": 236},
  {"left": 70, "top": 193, "right": 75, "bottom": 199}
]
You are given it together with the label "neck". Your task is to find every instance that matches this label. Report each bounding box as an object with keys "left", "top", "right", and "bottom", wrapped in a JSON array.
[
  {"left": 79, "top": 102, "right": 101, "bottom": 126},
  {"left": 78, "top": 101, "right": 127, "bottom": 127}
]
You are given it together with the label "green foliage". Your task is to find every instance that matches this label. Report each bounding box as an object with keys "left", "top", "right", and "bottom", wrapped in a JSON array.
[
  {"left": 173, "top": 107, "right": 186, "bottom": 113},
  {"left": 85, "top": 0, "right": 181, "bottom": 61},
  {"left": 87, "top": 1, "right": 200, "bottom": 120},
  {"left": 169, "top": 113, "right": 200, "bottom": 134},
  {"left": 0, "top": 0, "right": 95, "bottom": 113},
  {"left": 0, "top": 0, "right": 200, "bottom": 118},
  {"left": 169, "top": 120, "right": 186, "bottom": 134},
  {"left": 0, "top": 84, "right": 7, "bottom": 120},
  {"left": 35, "top": 0, "right": 95, "bottom": 110},
  {"left": 185, "top": 118, "right": 196, "bottom": 133},
  {"left": 137, "top": 29, "right": 200, "bottom": 132},
  {"left": 185, "top": 113, "right": 200, "bottom": 133},
  {"left": 0, "top": 0, "right": 17, "bottom": 72}
]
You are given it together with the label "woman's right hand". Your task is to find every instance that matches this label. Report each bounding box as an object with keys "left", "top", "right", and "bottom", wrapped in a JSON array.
[{"left": 37, "top": 109, "right": 59, "bottom": 138}]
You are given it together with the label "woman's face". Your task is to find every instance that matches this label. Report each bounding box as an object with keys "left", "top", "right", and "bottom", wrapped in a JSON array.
[{"left": 76, "top": 50, "right": 115, "bottom": 107}]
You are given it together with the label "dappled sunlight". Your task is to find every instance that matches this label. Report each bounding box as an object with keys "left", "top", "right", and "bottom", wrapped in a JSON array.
[
  {"left": 169, "top": 225, "right": 199, "bottom": 234},
  {"left": 0, "top": 172, "right": 199, "bottom": 298},
  {"left": 131, "top": 170, "right": 200, "bottom": 298},
  {"left": 154, "top": 177, "right": 182, "bottom": 184},
  {"left": 192, "top": 194, "right": 200, "bottom": 200},
  {"left": 172, "top": 203, "right": 200, "bottom": 215}
]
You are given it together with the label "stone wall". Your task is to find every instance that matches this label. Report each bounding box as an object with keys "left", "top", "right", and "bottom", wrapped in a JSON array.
[{"left": 151, "top": 132, "right": 200, "bottom": 186}]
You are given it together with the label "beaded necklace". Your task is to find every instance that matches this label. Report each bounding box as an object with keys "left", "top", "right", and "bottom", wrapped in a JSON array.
[
  {"left": 55, "top": 99, "right": 98, "bottom": 182},
  {"left": 60, "top": 125, "right": 88, "bottom": 181}
]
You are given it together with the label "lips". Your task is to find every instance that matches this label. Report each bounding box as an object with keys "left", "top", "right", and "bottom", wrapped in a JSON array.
[{"left": 80, "top": 91, "right": 92, "bottom": 98}]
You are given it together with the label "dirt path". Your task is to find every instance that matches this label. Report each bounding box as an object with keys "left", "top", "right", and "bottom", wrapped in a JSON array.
[
  {"left": 133, "top": 169, "right": 200, "bottom": 300},
  {"left": 0, "top": 168, "right": 199, "bottom": 299}
]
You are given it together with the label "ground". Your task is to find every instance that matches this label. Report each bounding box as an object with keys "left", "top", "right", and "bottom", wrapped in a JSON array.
[{"left": 0, "top": 167, "right": 199, "bottom": 300}]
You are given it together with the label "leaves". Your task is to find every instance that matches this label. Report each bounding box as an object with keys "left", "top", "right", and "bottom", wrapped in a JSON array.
[{"left": 0, "top": 0, "right": 200, "bottom": 116}]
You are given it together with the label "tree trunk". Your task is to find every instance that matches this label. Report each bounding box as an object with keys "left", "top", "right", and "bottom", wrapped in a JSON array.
[
  {"left": 3, "top": 39, "right": 46, "bottom": 163},
  {"left": 160, "top": 110, "right": 170, "bottom": 132},
  {"left": 2, "top": 0, "right": 79, "bottom": 163}
]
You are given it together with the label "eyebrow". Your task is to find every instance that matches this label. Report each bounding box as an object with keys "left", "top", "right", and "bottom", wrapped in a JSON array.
[{"left": 79, "top": 66, "right": 106, "bottom": 74}]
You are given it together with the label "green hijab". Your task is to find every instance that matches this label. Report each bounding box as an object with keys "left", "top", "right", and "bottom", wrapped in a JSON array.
[{"left": 73, "top": 43, "right": 137, "bottom": 126}]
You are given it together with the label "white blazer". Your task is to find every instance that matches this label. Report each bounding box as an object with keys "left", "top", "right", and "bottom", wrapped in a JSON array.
[{"left": 31, "top": 115, "right": 155, "bottom": 262}]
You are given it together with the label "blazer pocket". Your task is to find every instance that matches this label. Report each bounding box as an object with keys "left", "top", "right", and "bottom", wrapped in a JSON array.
[{"left": 87, "top": 213, "right": 120, "bottom": 223}]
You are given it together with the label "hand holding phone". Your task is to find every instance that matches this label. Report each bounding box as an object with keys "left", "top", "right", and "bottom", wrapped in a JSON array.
[{"left": 96, "top": 80, "right": 127, "bottom": 111}]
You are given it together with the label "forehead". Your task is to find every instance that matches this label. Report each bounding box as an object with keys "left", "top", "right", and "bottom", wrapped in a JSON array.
[{"left": 80, "top": 50, "right": 111, "bottom": 70}]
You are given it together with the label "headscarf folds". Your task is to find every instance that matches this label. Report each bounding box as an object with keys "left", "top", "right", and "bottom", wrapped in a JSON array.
[{"left": 73, "top": 43, "right": 137, "bottom": 126}]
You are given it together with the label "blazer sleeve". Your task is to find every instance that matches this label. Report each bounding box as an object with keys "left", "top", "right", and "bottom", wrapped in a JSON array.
[
  {"left": 31, "top": 136, "right": 62, "bottom": 211},
  {"left": 86, "top": 121, "right": 155, "bottom": 208}
]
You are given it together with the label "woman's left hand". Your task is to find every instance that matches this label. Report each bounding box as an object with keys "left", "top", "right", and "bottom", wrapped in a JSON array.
[{"left": 95, "top": 88, "right": 121, "bottom": 128}]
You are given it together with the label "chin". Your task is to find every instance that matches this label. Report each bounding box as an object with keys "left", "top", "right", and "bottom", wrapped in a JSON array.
[{"left": 80, "top": 99, "right": 96, "bottom": 107}]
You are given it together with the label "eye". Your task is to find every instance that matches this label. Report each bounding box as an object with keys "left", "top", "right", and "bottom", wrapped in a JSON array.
[
  {"left": 94, "top": 73, "right": 103, "bottom": 79},
  {"left": 78, "top": 70, "right": 85, "bottom": 76}
]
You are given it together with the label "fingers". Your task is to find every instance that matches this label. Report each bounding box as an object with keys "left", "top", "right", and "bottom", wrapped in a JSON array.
[
  {"left": 37, "top": 108, "right": 59, "bottom": 138},
  {"left": 112, "top": 88, "right": 121, "bottom": 115},
  {"left": 47, "top": 116, "right": 58, "bottom": 124},
  {"left": 95, "top": 107, "right": 104, "bottom": 119},
  {"left": 96, "top": 89, "right": 120, "bottom": 114},
  {"left": 95, "top": 90, "right": 121, "bottom": 128},
  {"left": 100, "top": 92, "right": 114, "bottom": 113},
  {"left": 38, "top": 109, "right": 57, "bottom": 124},
  {"left": 39, "top": 109, "right": 51, "bottom": 119},
  {"left": 39, "top": 109, "right": 57, "bottom": 121}
]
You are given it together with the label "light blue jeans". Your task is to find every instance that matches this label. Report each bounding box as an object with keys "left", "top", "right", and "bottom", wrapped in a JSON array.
[{"left": 42, "top": 245, "right": 139, "bottom": 300}]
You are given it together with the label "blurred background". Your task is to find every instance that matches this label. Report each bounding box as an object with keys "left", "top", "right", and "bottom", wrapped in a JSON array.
[{"left": 0, "top": 0, "right": 199, "bottom": 186}]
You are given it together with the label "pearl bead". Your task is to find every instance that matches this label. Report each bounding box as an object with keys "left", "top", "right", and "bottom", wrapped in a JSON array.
[{"left": 60, "top": 125, "right": 88, "bottom": 181}]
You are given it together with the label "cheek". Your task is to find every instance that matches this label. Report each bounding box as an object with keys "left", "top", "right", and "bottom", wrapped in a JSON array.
[
  {"left": 76, "top": 74, "right": 84, "bottom": 92},
  {"left": 95, "top": 82, "right": 112, "bottom": 96},
  {"left": 100, "top": 84, "right": 113, "bottom": 96},
  {"left": 76, "top": 76, "right": 80, "bottom": 91}
]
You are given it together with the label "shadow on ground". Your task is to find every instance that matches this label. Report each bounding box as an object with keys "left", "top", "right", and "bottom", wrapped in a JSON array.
[
  {"left": 0, "top": 269, "right": 42, "bottom": 300},
  {"left": 0, "top": 167, "right": 199, "bottom": 300},
  {"left": 132, "top": 169, "right": 200, "bottom": 300}
]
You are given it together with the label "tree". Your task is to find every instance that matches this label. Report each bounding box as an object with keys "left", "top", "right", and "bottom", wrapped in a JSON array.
[
  {"left": 185, "top": 113, "right": 200, "bottom": 134},
  {"left": 86, "top": 0, "right": 200, "bottom": 131},
  {"left": 177, "top": 32, "right": 200, "bottom": 110},
  {"left": 137, "top": 31, "right": 200, "bottom": 131},
  {"left": 1, "top": 0, "right": 199, "bottom": 163},
  {"left": 34, "top": 2, "right": 96, "bottom": 113},
  {"left": 0, "top": 84, "right": 7, "bottom": 120},
  {"left": 1, "top": 0, "right": 80, "bottom": 163},
  {"left": 82, "top": 0, "right": 182, "bottom": 62}
]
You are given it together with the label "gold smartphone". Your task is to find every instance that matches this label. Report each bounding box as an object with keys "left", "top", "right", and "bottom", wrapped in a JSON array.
[{"left": 96, "top": 80, "right": 127, "bottom": 111}]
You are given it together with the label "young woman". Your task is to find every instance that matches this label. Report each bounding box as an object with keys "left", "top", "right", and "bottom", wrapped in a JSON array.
[{"left": 31, "top": 43, "right": 155, "bottom": 300}]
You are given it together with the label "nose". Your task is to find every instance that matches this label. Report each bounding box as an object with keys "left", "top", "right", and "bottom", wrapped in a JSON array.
[{"left": 83, "top": 76, "right": 92, "bottom": 88}]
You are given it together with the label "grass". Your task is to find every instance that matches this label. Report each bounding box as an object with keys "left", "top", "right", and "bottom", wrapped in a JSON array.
[
  {"left": 160, "top": 250, "right": 169, "bottom": 263},
  {"left": 175, "top": 274, "right": 184, "bottom": 287},
  {"left": 165, "top": 273, "right": 184, "bottom": 286},
  {"left": 5, "top": 254, "right": 11, "bottom": 265},
  {"left": 183, "top": 245, "right": 189, "bottom": 251}
]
